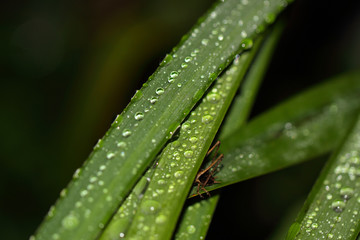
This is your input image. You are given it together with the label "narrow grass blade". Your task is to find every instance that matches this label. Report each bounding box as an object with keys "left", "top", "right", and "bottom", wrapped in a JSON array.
[
  {"left": 174, "top": 194, "right": 220, "bottom": 240},
  {"left": 189, "top": 72, "right": 360, "bottom": 196},
  {"left": 286, "top": 111, "right": 360, "bottom": 239},
  {"left": 220, "top": 21, "right": 284, "bottom": 139},
  {"left": 33, "top": 0, "right": 292, "bottom": 239},
  {"left": 114, "top": 39, "right": 263, "bottom": 240},
  {"left": 174, "top": 21, "right": 284, "bottom": 239},
  {"left": 98, "top": 165, "right": 156, "bottom": 240}
]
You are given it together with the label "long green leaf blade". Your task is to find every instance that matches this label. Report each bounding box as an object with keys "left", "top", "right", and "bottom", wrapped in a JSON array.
[
  {"left": 174, "top": 21, "right": 284, "bottom": 239},
  {"left": 174, "top": 195, "right": 220, "bottom": 240},
  {"left": 219, "top": 21, "right": 284, "bottom": 139},
  {"left": 189, "top": 72, "right": 360, "bottom": 196},
  {"left": 98, "top": 39, "right": 262, "bottom": 240},
  {"left": 123, "top": 40, "right": 263, "bottom": 240},
  {"left": 33, "top": 0, "right": 291, "bottom": 239},
  {"left": 287, "top": 111, "right": 360, "bottom": 239}
]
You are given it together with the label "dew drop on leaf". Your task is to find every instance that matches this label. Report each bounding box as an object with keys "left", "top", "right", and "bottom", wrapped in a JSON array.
[
  {"left": 156, "top": 87, "right": 165, "bottom": 95},
  {"left": 181, "top": 63, "right": 188, "bottom": 68},
  {"left": 160, "top": 54, "right": 173, "bottom": 67},
  {"left": 340, "top": 187, "right": 354, "bottom": 200},
  {"left": 174, "top": 171, "right": 183, "bottom": 178},
  {"left": 201, "top": 39, "right": 209, "bottom": 46},
  {"left": 184, "top": 57, "right": 192, "bottom": 63},
  {"left": 187, "top": 225, "right": 196, "bottom": 234},
  {"left": 117, "top": 141, "right": 126, "bottom": 148},
  {"left": 155, "top": 215, "right": 167, "bottom": 224},
  {"left": 141, "top": 200, "right": 161, "bottom": 215},
  {"left": 184, "top": 150, "right": 194, "bottom": 158},
  {"left": 202, "top": 115, "right": 214, "bottom": 124},
  {"left": 240, "top": 38, "right": 253, "bottom": 50},
  {"left": 134, "top": 112, "right": 144, "bottom": 121},
  {"left": 170, "top": 71, "right": 179, "bottom": 78},
  {"left": 62, "top": 214, "right": 79, "bottom": 230},
  {"left": 206, "top": 92, "right": 221, "bottom": 103},
  {"left": 122, "top": 129, "right": 132, "bottom": 138},
  {"left": 149, "top": 96, "right": 158, "bottom": 104},
  {"left": 331, "top": 200, "right": 345, "bottom": 213},
  {"left": 106, "top": 152, "right": 115, "bottom": 159}
]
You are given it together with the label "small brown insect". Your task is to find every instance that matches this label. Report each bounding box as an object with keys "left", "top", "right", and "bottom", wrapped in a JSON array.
[{"left": 195, "top": 141, "right": 223, "bottom": 197}]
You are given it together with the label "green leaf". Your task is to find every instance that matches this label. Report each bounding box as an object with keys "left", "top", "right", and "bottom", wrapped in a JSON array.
[
  {"left": 98, "top": 165, "right": 156, "bottom": 240},
  {"left": 287, "top": 110, "right": 360, "bottom": 239},
  {"left": 33, "top": 0, "right": 291, "bottom": 239},
  {"left": 219, "top": 20, "right": 284, "bottom": 139},
  {"left": 174, "top": 194, "right": 220, "bottom": 240},
  {"left": 189, "top": 72, "right": 360, "bottom": 196},
  {"left": 174, "top": 20, "right": 285, "bottom": 239},
  {"left": 119, "top": 38, "right": 263, "bottom": 240}
]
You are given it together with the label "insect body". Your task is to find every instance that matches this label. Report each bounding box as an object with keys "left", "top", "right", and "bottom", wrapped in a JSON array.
[{"left": 195, "top": 141, "right": 223, "bottom": 197}]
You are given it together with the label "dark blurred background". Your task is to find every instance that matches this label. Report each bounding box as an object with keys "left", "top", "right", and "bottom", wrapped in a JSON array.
[{"left": 0, "top": 0, "right": 359, "bottom": 239}]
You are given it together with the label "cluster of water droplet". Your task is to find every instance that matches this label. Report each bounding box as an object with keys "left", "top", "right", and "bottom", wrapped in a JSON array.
[
  {"left": 298, "top": 121, "right": 360, "bottom": 238},
  {"left": 174, "top": 200, "right": 216, "bottom": 239},
  {"left": 125, "top": 46, "right": 250, "bottom": 238},
  {"left": 32, "top": 0, "right": 296, "bottom": 239}
]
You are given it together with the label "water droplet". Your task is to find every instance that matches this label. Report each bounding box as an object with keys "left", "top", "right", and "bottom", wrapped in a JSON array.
[
  {"left": 141, "top": 200, "right": 161, "bottom": 215},
  {"left": 134, "top": 112, "right": 144, "bottom": 121},
  {"left": 189, "top": 136, "right": 198, "bottom": 143},
  {"left": 80, "top": 190, "right": 88, "bottom": 197},
  {"left": 311, "top": 223, "right": 318, "bottom": 229},
  {"left": 122, "top": 129, "right": 132, "bottom": 138},
  {"left": 187, "top": 225, "right": 196, "bottom": 234},
  {"left": 170, "top": 71, "right": 179, "bottom": 78},
  {"left": 174, "top": 171, "right": 183, "bottom": 178},
  {"left": 73, "top": 168, "right": 81, "bottom": 179},
  {"left": 202, "top": 115, "right": 213, "bottom": 124},
  {"left": 206, "top": 92, "right": 221, "bottom": 103},
  {"left": 265, "top": 13, "right": 276, "bottom": 24},
  {"left": 218, "top": 35, "right": 224, "bottom": 41},
  {"left": 182, "top": 122, "right": 190, "bottom": 131},
  {"left": 52, "top": 233, "right": 60, "bottom": 239},
  {"left": 150, "top": 96, "right": 158, "bottom": 104},
  {"left": 241, "top": 31, "right": 247, "bottom": 38},
  {"left": 119, "top": 233, "right": 125, "bottom": 238},
  {"left": 131, "top": 90, "right": 143, "bottom": 101},
  {"left": 209, "top": 73, "right": 217, "bottom": 81},
  {"left": 107, "top": 152, "right": 115, "bottom": 159},
  {"left": 340, "top": 187, "right": 354, "bottom": 200},
  {"left": 89, "top": 176, "right": 97, "bottom": 183},
  {"left": 331, "top": 200, "right": 345, "bottom": 213},
  {"left": 156, "top": 87, "right": 164, "bottom": 95},
  {"left": 240, "top": 38, "right": 253, "bottom": 50},
  {"left": 117, "top": 141, "right": 126, "bottom": 148},
  {"left": 62, "top": 214, "right": 79, "bottom": 229},
  {"left": 47, "top": 206, "right": 56, "bottom": 218},
  {"left": 60, "top": 189, "right": 67, "bottom": 197},
  {"left": 160, "top": 54, "right": 173, "bottom": 67},
  {"left": 201, "top": 39, "right": 209, "bottom": 46},
  {"left": 184, "top": 150, "right": 193, "bottom": 158},
  {"left": 155, "top": 215, "right": 167, "bottom": 224},
  {"left": 184, "top": 57, "right": 192, "bottom": 63},
  {"left": 181, "top": 63, "right": 188, "bottom": 68}
]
